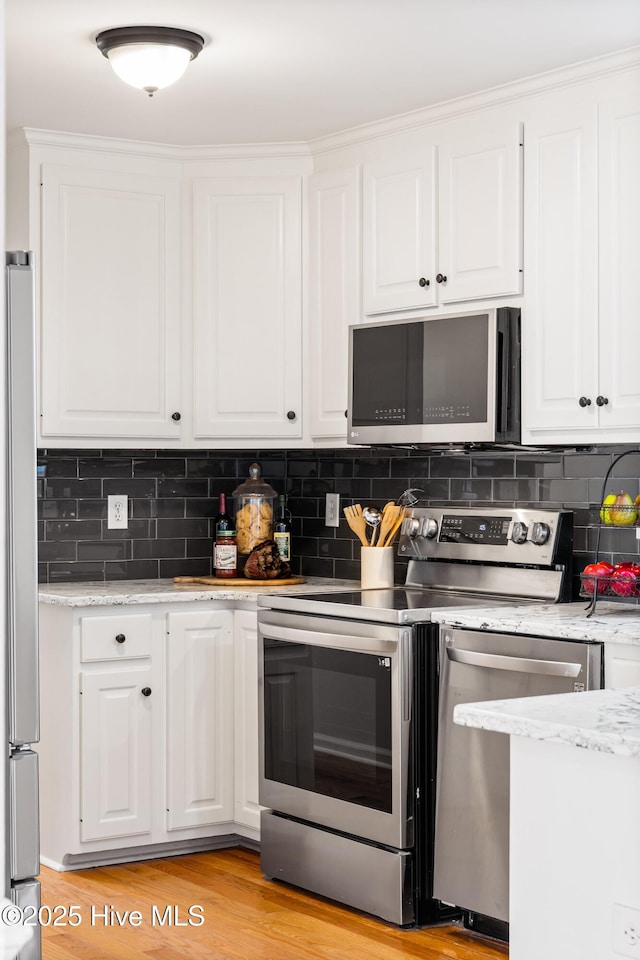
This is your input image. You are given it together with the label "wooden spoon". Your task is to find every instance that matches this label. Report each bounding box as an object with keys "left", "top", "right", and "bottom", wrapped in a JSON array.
[
  {"left": 379, "top": 509, "right": 406, "bottom": 548},
  {"left": 377, "top": 505, "right": 404, "bottom": 547}
]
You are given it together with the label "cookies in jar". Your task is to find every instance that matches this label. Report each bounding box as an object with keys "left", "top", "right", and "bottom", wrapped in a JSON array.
[{"left": 232, "top": 463, "right": 277, "bottom": 555}]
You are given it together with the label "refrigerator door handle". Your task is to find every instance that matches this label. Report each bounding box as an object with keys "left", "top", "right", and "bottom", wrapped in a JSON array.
[
  {"left": 9, "top": 750, "right": 39, "bottom": 882},
  {"left": 6, "top": 255, "right": 39, "bottom": 747}
]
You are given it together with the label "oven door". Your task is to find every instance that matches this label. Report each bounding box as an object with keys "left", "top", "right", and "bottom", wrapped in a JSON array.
[{"left": 258, "top": 609, "right": 414, "bottom": 850}]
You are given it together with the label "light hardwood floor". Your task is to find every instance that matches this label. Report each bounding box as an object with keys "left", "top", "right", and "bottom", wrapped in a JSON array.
[{"left": 40, "top": 848, "right": 508, "bottom": 959}]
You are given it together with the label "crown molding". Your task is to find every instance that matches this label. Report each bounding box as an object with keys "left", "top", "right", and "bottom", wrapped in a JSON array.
[
  {"left": 10, "top": 45, "right": 640, "bottom": 163},
  {"left": 309, "top": 44, "right": 640, "bottom": 156},
  {"left": 11, "top": 127, "right": 312, "bottom": 162}
]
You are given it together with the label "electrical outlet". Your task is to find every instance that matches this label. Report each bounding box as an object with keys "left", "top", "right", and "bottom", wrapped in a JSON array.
[
  {"left": 325, "top": 493, "right": 340, "bottom": 527},
  {"left": 614, "top": 904, "right": 640, "bottom": 957},
  {"left": 107, "top": 494, "right": 128, "bottom": 530}
]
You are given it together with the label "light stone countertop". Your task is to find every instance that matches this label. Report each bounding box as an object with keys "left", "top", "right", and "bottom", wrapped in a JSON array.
[
  {"left": 431, "top": 600, "right": 640, "bottom": 646},
  {"left": 454, "top": 686, "right": 640, "bottom": 758},
  {"left": 38, "top": 576, "right": 359, "bottom": 607}
]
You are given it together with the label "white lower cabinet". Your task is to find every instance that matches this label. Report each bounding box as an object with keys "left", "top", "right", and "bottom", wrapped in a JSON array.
[
  {"left": 80, "top": 664, "right": 153, "bottom": 842},
  {"left": 38, "top": 600, "right": 262, "bottom": 870},
  {"left": 233, "top": 608, "right": 264, "bottom": 831},
  {"left": 604, "top": 642, "right": 640, "bottom": 689},
  {"left": 166, "top": 609, "right": 234, "bottom": 830}
]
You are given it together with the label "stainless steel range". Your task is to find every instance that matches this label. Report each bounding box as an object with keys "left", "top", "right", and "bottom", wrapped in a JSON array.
[{"left": 257, "top": 507, "right": 573, "bottom": 927}]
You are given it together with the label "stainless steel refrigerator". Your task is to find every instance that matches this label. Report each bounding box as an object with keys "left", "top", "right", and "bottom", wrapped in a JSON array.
[{"left": 5, "top": 251, "right": 40, "bottom": 960}]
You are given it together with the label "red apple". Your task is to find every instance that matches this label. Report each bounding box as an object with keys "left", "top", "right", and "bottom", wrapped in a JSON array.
[
  {"left": 611, "top": 567, "right": 638, "bottom": 597},
  {"left": 581, "top": 561, "right": 613, "bottom": 595}
]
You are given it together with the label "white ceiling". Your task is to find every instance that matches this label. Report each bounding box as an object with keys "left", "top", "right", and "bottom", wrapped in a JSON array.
[{"left": 6, "top": 0, "right": 640, "bottom": 147}]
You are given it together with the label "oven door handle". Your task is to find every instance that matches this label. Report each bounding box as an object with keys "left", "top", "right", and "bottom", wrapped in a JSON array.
[
  {"left": 446, "top": 647, "right": 582, "bottom": 678},
  {"left": 261, "top": 621, "right": 401, "bottom": 654}
]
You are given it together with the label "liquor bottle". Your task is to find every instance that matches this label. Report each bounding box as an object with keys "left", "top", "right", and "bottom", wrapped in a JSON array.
[
  {"left": 214, "top": 493, "right": 237, "bottom": 578},
  {"left": 273, "top": 494, "right": 291, "bottom": 562}
]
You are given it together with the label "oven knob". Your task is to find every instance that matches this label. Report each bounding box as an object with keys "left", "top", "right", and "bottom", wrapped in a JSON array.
[
  {"left": 511, "top": 521, "right": 528, "bottom": 544},
  {"left": 404, "top": 517, "right": 421, "bottom": 538},
  {"left": 422, "top": 518, "right": 438, "bottom": 539},
  {"left": 529, "top": 521, "right": 550, "bottom": 546}
]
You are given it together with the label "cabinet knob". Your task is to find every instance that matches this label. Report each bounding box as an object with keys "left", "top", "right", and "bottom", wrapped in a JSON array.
[
  {"left": 344, "top": 410, "right": 348, "bottom": 418},
  {"left": 418, "top": 277, "right": 430, "bottom": 287},
  {"left": 596, "top": 395, "right": 609, "bottom": 407},
  {"left": 141, "top": 687, "right": 152, "bottom": 697},
  {"left": 578, "top": 396, "right": 592, "bottom": 407},
  {"left": 171, "top": 412, "right": 181, "bottom": 422},
  {"left": 436, "top": 273, "right": 447, "bottom": 283},
  {"left": 286, "top": 410, "right": 296, "bottom": 421},
  {"left": 115, "top": 633, "right": 126, "bottom": 644}
]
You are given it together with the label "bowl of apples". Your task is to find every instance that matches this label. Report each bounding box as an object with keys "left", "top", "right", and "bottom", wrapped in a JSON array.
[{"left": 580, "top": 560, "right": 640, "bottom": 598}]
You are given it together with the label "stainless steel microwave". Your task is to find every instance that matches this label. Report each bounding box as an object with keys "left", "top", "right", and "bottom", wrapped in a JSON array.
[{"left": 347, "top": 307, "right": 521, "bottom": 447}]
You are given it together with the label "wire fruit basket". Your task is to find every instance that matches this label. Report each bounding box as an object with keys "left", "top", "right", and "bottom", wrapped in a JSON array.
[{"left": 583, "top": 450, "right": 640, "bottom": 616}]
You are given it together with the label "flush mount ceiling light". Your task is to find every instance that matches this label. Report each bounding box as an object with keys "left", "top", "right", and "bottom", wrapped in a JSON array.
[{"left": 96, "top": 26, "right": 205, "bottom": 97}]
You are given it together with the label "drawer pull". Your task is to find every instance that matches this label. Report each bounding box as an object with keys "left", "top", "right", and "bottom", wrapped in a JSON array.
[
  {"left": 141, "top": 687, "right": 152, "bottom": 697},
  {"left": 115, "top": 633, "right": 126, "bottom": 644}
]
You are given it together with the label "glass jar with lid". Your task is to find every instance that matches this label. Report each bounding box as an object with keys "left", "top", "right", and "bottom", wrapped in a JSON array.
[{"left": 232, "top": 463, "right": 278, "bottom": 555}]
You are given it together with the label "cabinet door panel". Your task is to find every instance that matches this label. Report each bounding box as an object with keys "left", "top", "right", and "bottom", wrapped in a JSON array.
[
  {"left": 193, "top": 177, "right": 302, "bottom": 439},
  {"left": 598, "top": 91, "right": 640, "bottom": 429},
  {"left": 309, "top": 167, "right": 360, "bottom": 439},
  {"left": 233, "top": 610, "right": 263, "bottom": 831},
  {"left": 166, "top": 610, "right": 234, "bottom": 830},
  {"left": 40, "top": 165, "right": 182, "bottom": 439},
  {"left": 80, "top": 666, "right": 152, "bottom": 841},
  {"left": 523, "top": 105, "right": 599, "bottom": 433},
  {"left": 363, "top": 154, "right": 436, "bottom": 314},
  {"left": 439, "top": 120, "right": 522, "bottom": 303}
]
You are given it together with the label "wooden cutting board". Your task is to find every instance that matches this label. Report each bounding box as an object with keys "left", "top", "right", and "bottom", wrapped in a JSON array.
[{"left": 173, "top": 575, "right": 306, "bottom": 587}]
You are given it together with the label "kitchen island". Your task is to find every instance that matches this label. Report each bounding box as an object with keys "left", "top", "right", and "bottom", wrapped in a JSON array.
[{"left": 455, "top": 686, "right": 640, "bottom": 960}]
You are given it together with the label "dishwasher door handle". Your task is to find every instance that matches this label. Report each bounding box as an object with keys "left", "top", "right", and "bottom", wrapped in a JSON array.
[{"left": 446, "top": 646, "right": 582, "bottom": 678}]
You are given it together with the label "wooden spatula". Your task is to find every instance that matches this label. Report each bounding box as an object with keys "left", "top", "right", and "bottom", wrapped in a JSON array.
[{"left": 343, "top": 504, "right": 369, "bottom": 546}]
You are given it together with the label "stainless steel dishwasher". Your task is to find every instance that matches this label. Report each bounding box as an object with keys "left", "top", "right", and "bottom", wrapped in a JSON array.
[{"left": 433, "top": 626, "right": 602, "bottom": 938}]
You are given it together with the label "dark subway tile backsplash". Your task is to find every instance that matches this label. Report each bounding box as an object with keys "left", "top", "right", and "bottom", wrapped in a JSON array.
[{"left": 37, "top": 445, "right": 640, "bottom": 591}]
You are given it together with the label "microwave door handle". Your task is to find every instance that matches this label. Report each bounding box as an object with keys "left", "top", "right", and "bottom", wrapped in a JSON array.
[
  {"left": 446, "top": 647, "right": 582, "bottom": 678},
  {"left": 262, "top": 621, "right": 400, "bottom": 655},
  {"left": 497, "top": 328, "right": 506, "bottom": 435}
]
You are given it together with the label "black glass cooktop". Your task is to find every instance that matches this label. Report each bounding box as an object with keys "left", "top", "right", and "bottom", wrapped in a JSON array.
[{"left": 258, "top": 587, "right": 502, "bottom": 624}]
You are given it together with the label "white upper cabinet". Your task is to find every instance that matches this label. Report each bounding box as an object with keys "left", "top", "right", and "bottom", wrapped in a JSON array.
[
  {"left": 437, "top": 118, "right": 523, "bottom": 304},
  {"left": 523, "top": 81, "right": 640, "bottom": 443},
  {"left": 40, "top": 163, "right": 183, "bottom": 440},
  {"left": 362, "top": 119, "right": 522, "bottom": 315},
  {"left": 597, "top": 90, "right": 640, "bottom": 430},
  {"left": 523, "top": 103, "right": 599, "bottom": 433},
  {"left": 7, "top": 132, "right": 307, "bottom": 449},
  {"left": 192, "top": 175, "right": 302, "bottom": 440},
  {"left": 308, "top": 166, "right": 360, "bottom": 440},
  {"left": 362, "top": 150, "right": 437, "bottom": 314}
]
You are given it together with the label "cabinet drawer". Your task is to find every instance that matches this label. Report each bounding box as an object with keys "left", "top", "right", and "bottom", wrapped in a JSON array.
[{"left": 80, "top": 614, "right": 153, "bottom": 662}]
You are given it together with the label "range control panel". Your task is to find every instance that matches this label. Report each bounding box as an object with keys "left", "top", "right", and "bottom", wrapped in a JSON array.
[
  {"left": 439, "top": 514, "right": 511, "bottom": 545},
  {"left": 398, "top": 507, "right": 571, "bottom": 567}
]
